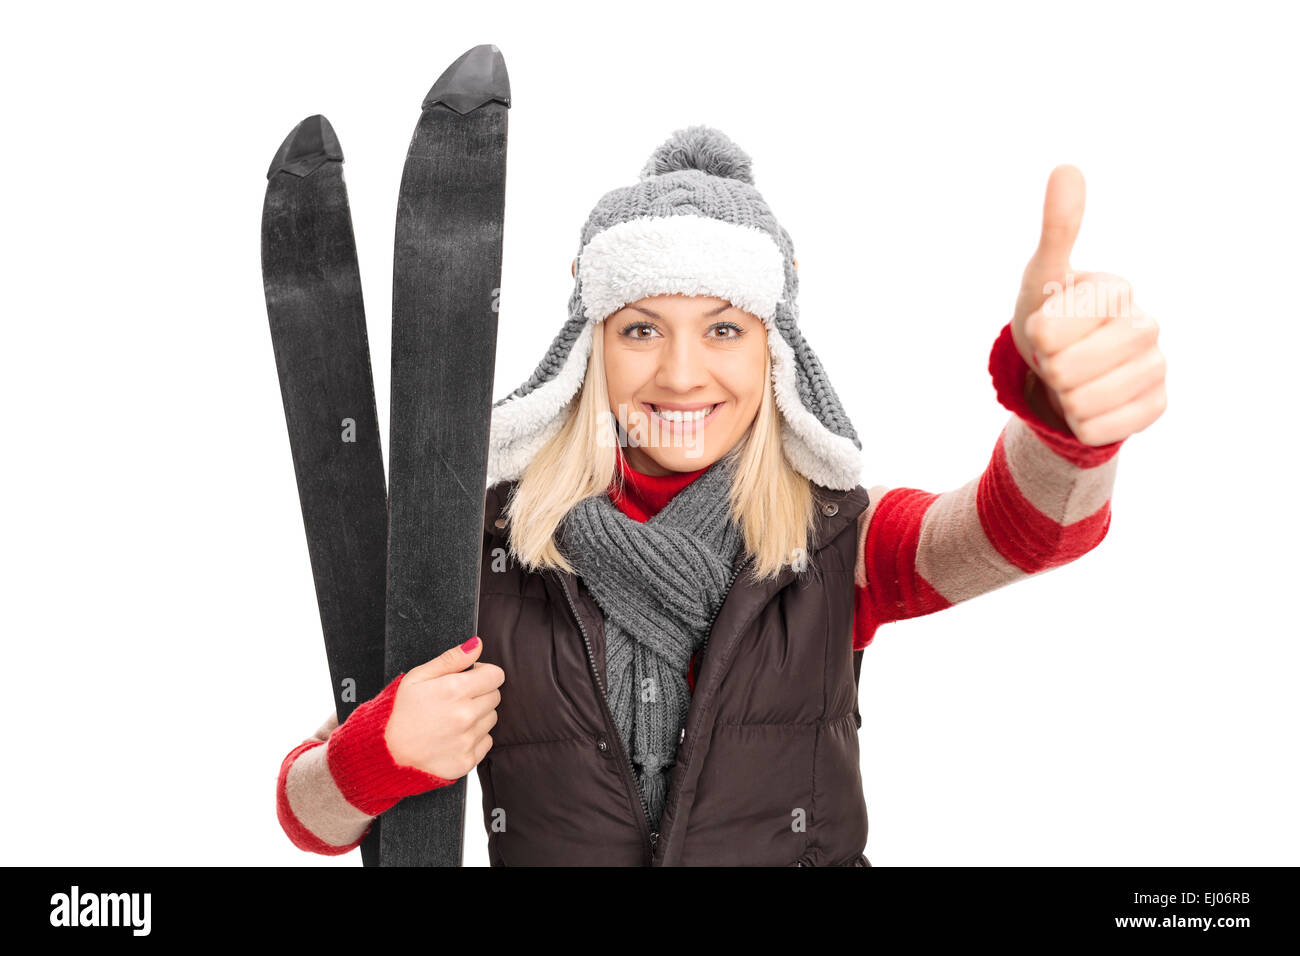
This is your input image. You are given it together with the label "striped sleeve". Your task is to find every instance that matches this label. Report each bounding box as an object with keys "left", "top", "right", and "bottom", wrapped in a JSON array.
[
  {"left": 275, "top": 673, "right": 457, "bottom": 856},
  {"left": 850, "top": 321, "right": 1123, "bottom": 650},
  {"left": 276, "top": 716, "right": 374, "bottom": 855}
]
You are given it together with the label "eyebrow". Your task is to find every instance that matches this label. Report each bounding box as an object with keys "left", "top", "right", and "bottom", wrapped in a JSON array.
[{"left": 626, "top": 303, "right": 735, "bottom": 319}]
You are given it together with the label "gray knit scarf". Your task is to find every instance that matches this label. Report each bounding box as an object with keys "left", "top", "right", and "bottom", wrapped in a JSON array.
[{"left": 557, "top": 454, "right": 746, "bottom": 831}]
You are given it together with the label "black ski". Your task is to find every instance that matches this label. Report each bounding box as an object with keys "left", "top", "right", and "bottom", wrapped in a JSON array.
[
  {"left": 261, "top": 115, "right": 388, "bottom": 867},
  {"left": 382, "top": 44, "right": 510, "bottom": 867}
]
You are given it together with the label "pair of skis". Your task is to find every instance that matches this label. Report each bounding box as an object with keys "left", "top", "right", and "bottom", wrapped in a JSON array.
[{"left": 260, "top": 44, "right": 510, "bottom": 866}]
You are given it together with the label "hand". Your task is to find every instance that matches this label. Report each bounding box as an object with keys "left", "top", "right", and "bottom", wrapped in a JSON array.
[
  {"left": 384, "top": 636, "right": 504, "bottom": 781},
  {"left": 1010, "top": 165, "right": 1167, "bottom": 445}
]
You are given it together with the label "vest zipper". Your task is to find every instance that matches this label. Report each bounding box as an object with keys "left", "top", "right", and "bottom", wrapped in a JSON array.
[
  {"left": 557, "top": 551, "right": 753, "bottom": 866},
  {"left": 698, "top": 553, "right": 754, "bottom": 670},
  {"left": 556, "top": 573, "right": 659, "bottom": 863}
]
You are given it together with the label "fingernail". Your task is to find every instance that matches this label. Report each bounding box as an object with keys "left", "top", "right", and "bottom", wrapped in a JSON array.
[{"left": 460, "top": 635, "right": 480, "bottom": 653}]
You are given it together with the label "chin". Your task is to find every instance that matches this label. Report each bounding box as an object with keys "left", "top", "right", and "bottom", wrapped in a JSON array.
[{"left": 646, "top": 446, "right": 718, "bottom": 472}]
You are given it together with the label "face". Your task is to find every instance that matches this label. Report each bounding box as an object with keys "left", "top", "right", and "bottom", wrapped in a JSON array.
[{"left": 601, "top": 293, "right": 768, "bottom": 475}]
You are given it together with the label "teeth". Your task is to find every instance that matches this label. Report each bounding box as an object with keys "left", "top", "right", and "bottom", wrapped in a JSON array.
[{"left": 651, "top": 403, "right": 717, "bottom": 422}]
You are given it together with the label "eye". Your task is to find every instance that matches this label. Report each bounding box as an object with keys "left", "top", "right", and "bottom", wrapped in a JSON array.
[
  {"left": 618, "top": 322, "right": 659, "bottom": 339},
  {"left": 711, "top": 322, "right": 745, "bottom": 339}
]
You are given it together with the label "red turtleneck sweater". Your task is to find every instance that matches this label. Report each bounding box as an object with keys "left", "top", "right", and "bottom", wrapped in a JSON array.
[{"left": 607, "top": 453, "right": 710, "bottom": 522}]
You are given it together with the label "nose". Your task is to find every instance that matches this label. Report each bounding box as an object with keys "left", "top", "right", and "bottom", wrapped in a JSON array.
[{"left": 654, "top": 336, "right": 710, "bottom": 394}]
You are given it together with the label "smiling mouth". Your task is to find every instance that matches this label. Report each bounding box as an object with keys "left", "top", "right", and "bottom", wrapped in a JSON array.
[{"left": 645, "top": 402, "right": 723, "bottom": 423}]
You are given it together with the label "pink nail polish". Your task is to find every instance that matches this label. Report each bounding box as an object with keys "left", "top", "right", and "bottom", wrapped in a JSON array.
[{"left": 460, "top": 635, "right": 480, "bottom": 653}]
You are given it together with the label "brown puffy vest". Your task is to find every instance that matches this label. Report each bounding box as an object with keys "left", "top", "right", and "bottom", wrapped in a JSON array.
[{"left": 473, "top": 478, "right": 873, "bottom": 866}]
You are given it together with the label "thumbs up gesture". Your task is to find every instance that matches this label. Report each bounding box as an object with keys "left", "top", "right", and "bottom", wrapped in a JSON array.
[{"left": 1010, "top": 166, "right": 1167, "bottom": 446}]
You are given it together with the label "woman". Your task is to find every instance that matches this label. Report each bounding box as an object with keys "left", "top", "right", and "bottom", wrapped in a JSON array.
[{"left": 276, "top": 126, "right": 1166, "bottom": 865}]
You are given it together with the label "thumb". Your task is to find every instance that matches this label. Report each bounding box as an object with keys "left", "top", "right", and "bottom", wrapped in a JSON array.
[
  {"left": 1023, "top": 164, "right": 1086, "bottom": 297},
  {"left": 405, "top": 634, "right": 483, "bottom": 683}
]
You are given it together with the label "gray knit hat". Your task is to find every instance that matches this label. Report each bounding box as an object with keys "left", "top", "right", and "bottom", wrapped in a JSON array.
[{"left": 487, "top": 125, "right": 862, "bottom": 490}]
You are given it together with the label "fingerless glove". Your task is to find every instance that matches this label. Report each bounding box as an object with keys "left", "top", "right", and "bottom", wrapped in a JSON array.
[{"left": 326, "top": 672, "right": 457, "bottom": 816}]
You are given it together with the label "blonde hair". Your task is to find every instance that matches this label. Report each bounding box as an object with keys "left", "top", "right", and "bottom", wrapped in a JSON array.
[{"left": 501, "top": 319, "right": 828, "bottom": 583}]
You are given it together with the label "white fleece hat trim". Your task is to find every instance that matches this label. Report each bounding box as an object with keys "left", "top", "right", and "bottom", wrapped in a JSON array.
[{"left": 579, "top": 216, "right": 786, "bottom": 323}]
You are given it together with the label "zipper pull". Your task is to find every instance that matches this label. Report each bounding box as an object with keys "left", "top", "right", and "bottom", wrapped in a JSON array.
[{"left": 649, "top": 831, "right": 659, "bottom": 849}]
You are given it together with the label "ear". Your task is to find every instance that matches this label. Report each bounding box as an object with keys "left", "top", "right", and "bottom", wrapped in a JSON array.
[
  {"left": 792, "top": 257, "right": 798, "bottom": 272},
  {"left": 571, "top": 257, "right": 576, "bottom": 278}
]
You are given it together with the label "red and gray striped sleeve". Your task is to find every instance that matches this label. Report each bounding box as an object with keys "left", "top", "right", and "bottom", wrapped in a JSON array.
[
  {"left": 850, "top": 320, "right": 1123, "bottom": 650},
  {"left": 276, "top": 673, "right": 456, "bottom": 856}
]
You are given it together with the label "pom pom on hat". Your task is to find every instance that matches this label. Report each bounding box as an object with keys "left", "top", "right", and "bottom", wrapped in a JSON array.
[{"left": 638, "top": 125, "right": 755, "bottom": 185}]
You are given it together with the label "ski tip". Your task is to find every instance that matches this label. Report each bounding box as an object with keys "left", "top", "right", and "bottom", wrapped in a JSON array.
[
  {"left": 266, "top": 114, "right": 345, "bottom": 180},
  {"left": 423, "top": 43, "right": 511, "bottom": 115}
]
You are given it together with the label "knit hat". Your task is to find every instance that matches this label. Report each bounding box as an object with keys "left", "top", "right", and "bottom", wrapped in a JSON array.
[{"left": 487, "top": 125, "right": 862, "bottom": 490}]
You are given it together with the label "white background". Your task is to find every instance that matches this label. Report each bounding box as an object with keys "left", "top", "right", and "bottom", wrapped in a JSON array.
[{"left": 2, "top": 0, "right": 1295, "bottom": 866}]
